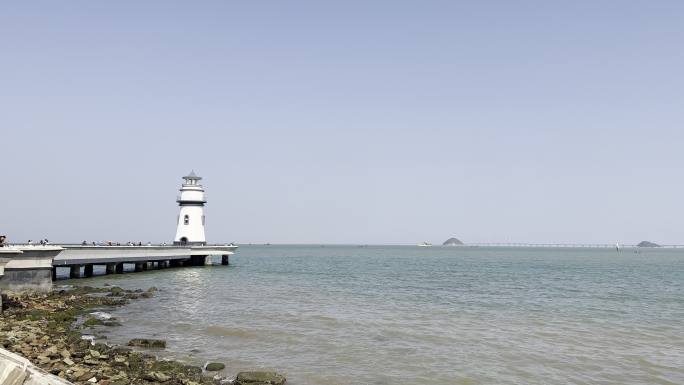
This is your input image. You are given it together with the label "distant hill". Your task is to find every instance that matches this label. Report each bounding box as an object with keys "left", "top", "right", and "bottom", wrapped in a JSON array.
[
  {"left": 637, "top": 240, "right": 660, "bottom": 247},
  {"left": 442, "top": 237, "right": 464, "bottom": 246}
]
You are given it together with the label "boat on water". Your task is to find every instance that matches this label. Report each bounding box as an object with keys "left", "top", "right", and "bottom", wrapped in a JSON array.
[{"left": 417, "top": 242, "right": 433, "bottom": 247}]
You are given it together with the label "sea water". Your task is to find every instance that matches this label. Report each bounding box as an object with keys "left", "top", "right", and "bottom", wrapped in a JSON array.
[{"left": 69, "top": 245, "right": 684, "bottom": 385}]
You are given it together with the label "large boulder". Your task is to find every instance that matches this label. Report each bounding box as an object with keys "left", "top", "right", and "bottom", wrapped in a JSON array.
[
  {"left": 442, "top": 237, "right": 464, "bottom": 246},
  {"left": 235, "top": 371, "right": 286, "bottom": 385}
]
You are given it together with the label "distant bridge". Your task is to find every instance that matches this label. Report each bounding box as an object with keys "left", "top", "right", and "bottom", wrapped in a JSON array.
[{"left": 456, "top": 243, "right": 684, "bottom": 248}]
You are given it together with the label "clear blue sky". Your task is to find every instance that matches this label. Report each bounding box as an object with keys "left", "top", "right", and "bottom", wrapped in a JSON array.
[{"left": 2, "top": 1, "right": 683, "bottom": 244}]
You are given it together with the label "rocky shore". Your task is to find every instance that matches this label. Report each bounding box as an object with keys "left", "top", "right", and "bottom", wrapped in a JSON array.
[{"left": 0, "top": 286, "right": 286, "bottom": 385}]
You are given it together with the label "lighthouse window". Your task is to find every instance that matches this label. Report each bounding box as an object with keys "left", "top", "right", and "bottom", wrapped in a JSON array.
[
  {"left": 202, "top": 215, "right": 205, "bottom": 225},
  {"left": 184, "top": 215, "right": 189, "bottom": 225}
]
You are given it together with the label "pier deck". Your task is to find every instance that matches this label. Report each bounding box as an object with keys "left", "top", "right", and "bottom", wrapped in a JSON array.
[
  {"left": 54, "top": 245, "right": 237, "bottom": 265},
  {"left": 0, "top": 244, "right": 237, "bottom": 291}
]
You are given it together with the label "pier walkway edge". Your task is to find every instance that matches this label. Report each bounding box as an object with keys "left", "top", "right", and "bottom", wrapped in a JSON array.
[{"left": 0, "top": 244, "right": 238, "bottom": 292}]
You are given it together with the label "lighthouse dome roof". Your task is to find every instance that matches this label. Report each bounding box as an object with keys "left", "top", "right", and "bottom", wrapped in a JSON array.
[{"left": 183, "top": 170, "right": 202, "bottom": 180}]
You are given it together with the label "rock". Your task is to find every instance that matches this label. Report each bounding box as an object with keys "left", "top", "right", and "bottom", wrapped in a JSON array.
[
  {"left": 127, "top": 351, "right": 147, "bottom": 372},
  {"left": 205, "top": 362, "right": 225, "bottom": 371},
  {"left": 140, "top": 292, "right": 154, "bottom": 298},
  {"left": 45, "top": 345, "right": 59, "bottom": 356},
  {"left": 114, "top": 355, "right": 127, "bottom": 364},
  {"left": 3, "top": 286, "right": 224, "bottom": 385},
  {"left": 111, "top": 346, "right": 132, "bottom": 355},
  {"left": 76, "top": 370, "right": 95, "bottom": 381},
  {"left": 109, "top": 287, "right": 125, "bottom": 296},
  {"left": 143, "top": 371, "right": 171, "bottom": 382},
  {"left": 89, "top": 311, "right": 113, "bottom": 320},
  {"left": 37, "top": 355, "right": 51, "bottom": 364},
  {"left": 235, "top": 371, "right": 286, "bottom": 385},
  {"left": 127, "top": 338, "right": 167, "bottom": 348},
  {"left": 110, "top": 372, "right": 129, "bottom": 385},
  {"left": 72, "top": 369, "right": 87, "bottom": 380},
  {"left": 442, "top": 237, "right": 464, "bottom": 246},
  {"left": 637, "top": 240, "right": 660, "bottom": 247},
  {"left": 147, "top": 287, "right": 159, "bottom": 292}
]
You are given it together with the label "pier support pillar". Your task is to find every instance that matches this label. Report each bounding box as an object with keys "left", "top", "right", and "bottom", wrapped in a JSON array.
[
  {"left": 69, "top": 265, "right": 81, "bottom": 279},
  {"left": 190, "top": 255, "right": 206, "bottom": 266},
  {"left": 158, "top": 261, "right": 168, "bottom": 269},
  {"left": 134, "top": 263, "right": 144, "bottom": 272},
  {"left": 115, "top": 263, "right": 124, "bottom": 274},
  {"left": 105, "top": 263, "right": 116, "bottom": 275},
  {"left": 84, "top": 264, "right": 94, "bottom": 278},
  {"left": 146, "top": 261, "right": 153, "bottom": 270},
  {"left": 52, "top": 267, "right": 58, "bottom": 281},
  {"left": 141, "top": 262, "right": 148, "bottom": 271},
  {"left": 221, "top": 255, "right": 230, "bottom": 265},
  {"left": 169, "top": 259, "right": 181, "bottom": 268}
]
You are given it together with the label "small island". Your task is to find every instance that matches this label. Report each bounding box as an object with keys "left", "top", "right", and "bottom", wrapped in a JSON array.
[
  {"left": 442, "top": 237, "right": 464, "bottom": 246},
  {"left": 637, "top": 240, "right": 660, "bottom": 247}
]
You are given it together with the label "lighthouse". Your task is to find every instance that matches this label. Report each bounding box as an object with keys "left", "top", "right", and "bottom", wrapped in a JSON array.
[{"left": 174, "top": 171, "right": 207, "bottom": 245}]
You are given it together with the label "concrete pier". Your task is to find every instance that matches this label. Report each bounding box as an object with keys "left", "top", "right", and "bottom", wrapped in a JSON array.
[
  {"left": 0, "top": 247, "right": 63, "bottom": 291},
  {"left": 1, "top": 244, "right": 237, "bottom": 290},
  {"left": 69, "top": 265, "right": 81, "bottom": 279},
  {"left": 190, "top": 255, "right": 206, "bottom": 266},
  {"left": 106, "top": 263, "right": 116, "bottom": 274}
]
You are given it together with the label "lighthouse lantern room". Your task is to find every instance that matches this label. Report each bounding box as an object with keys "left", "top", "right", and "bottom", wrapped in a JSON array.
[{"left": 174, "top": 171, "right": 207, "bottom": 245}]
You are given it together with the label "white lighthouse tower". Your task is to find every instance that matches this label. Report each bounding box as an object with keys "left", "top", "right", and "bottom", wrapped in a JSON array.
[{"left": 174, "top": 171, "right": 207, "bottom": 245}]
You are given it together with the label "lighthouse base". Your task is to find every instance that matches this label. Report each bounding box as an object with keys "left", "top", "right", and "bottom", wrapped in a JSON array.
[{"left": 173, "top": 241, "right": 207, "bottom": 246}]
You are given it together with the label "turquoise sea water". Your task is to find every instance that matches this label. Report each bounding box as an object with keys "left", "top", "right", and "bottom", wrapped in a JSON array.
[{"left": 70, "top": 245, "right": 684, "bottom": 385}]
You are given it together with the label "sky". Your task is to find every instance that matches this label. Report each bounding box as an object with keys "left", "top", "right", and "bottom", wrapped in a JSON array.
[{"left": 1, "top": 1, "right": 683, "bottom": 245}]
